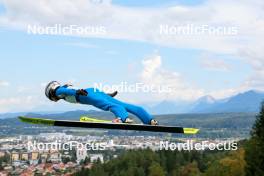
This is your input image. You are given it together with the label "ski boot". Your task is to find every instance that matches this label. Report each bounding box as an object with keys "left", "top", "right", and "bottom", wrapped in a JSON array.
[
  {"left": 150, "top": 119, "right": 158, "bottom": 126},
  {"left": 112, "top": 117, "right": 133, "bottom": 123}
]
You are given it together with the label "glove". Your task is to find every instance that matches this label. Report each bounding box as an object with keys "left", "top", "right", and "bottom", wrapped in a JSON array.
[
  {"left": 107, "top": 90, "right": 118, "bottom": 97},
  {"left": 76, "top": 89, "right": 88, "bottom": 96}
]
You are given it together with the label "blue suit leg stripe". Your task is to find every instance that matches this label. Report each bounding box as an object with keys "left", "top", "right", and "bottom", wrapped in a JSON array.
[
  {"left": 122, "top": 103, "right": 152, "bottom": 124},
  {"left": 109, "top": 104, "right": 128, "bottom": 122}
]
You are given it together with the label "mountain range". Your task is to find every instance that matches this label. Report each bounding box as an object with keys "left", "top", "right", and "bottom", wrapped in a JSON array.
[
  {"left": 0, "top": 90, "right": 263, "bottom": 118},
  {"left": 147, "top": 90, "right": 264, "bottom": 114}
]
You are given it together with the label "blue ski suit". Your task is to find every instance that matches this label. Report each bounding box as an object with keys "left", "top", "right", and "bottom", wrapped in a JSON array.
[{"left": 55, "top": 85, "right": 153, "bottom": 124}]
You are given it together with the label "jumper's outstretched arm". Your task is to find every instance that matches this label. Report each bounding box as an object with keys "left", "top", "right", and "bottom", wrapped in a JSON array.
[
  {"left": 55, "top": 86, "right": 88, "bottom": 97},
  {"left": 55, "top": 86, "right": 77, "bottom": 97}
]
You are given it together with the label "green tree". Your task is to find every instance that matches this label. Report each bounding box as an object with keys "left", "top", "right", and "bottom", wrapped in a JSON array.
[
  {"left": 84, "top": 156, "right": 90, "bottom": 164},
  {"left": 204, "top": 149, "right": 245, "bottom": 176},
  {"left": 0, "top": 155, "right": 10, "bottom": 170},
  {"left": 38, "top": 158, "right": 42, "bottom": 164},
  {"left": 148, "top": 162, "right": 165, "bottom": 176},
  {"left": 179, "top": 161, "right": 201, "bottom": 176},
  {"left": 89, "top": 164, "right": 107, "bottom": 176},
  {"left": 245, "top": 101, "right": 264, "bottom": 176},
  {"left": 74, "top": 167, "right": 90, "bottom": 176},
  {"left": 69, "top": 148, "right": 77, "bottom": 163},
  {"left": 135, "top": 167, "right": 145, "bottom": 176},
  {"left": 61, "top": 157, "right": 70, "bottom": 164}
]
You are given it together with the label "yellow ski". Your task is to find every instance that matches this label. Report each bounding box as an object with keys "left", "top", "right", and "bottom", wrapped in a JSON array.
[{"left": 80, "top": 116, "right": 112, "bottom": 123}]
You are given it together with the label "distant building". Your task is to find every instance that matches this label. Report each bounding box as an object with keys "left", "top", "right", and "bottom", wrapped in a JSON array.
[
  {"left": 90, "top": 154, "right": 104, "bottom": 163},
  {"left": 12, "top": 160, "right": 23, "bottom": 167},
  {"left": 11, "top": 151, "right": 19, "bottom": 161},
  {"left": 3, "top": 166, "right": 12, "bottom": 171},
  {"left": 40, "top": 153, "right": 48, "bottom": 163},
  {"left": 76, "top": 148, "right": 88, "bottom": 164},
  {"left": 21, "top": 153, "right": 29, "bottom": 161},
  {"left": 49, "top": 151, "right": 61, "bottom": 163},
  {"left": 0, "top": 151, "right": 5, "bottom": 157},
  {"left": 29, "top": 152, "right": 39, "bottom": 165},
  {"left": 29, "top": 159, "right": 38, "bottom": 165},
  {"left": 31, "top": 152, "right": 39, "bottom": 160}
]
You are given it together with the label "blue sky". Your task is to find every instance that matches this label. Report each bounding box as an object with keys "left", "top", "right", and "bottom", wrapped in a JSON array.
[
  {"left": 0, "top": 0, "right": 262, "bottom": 113},
  {"left": 0, "top": 30, "right": 250, "bottom": 92}
]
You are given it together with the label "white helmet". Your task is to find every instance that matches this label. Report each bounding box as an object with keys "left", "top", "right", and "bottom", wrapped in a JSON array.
[{"left": 45, "top": 81, "right": 61, "bottom": 101}]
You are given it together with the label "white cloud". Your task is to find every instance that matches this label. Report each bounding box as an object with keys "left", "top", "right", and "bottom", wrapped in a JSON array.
[
  {"left": 141, "top": 55, "right": 204, "bottom": 101},
  {"left": 64, "top": 42, "right": 99, "bottom": 49},
  {"left": 209, "top": 88, "right": 243, "bottom": 99},
  {"left": 139, "top": 54, "right": 261, "bottom": 101},
  {"left": 141, "top": 55, "right": 161, "bottom": 80},
  {"left": 236, "top": 46, "right": 264, "bottom": 91},
  {"left": 0, "top": 80, "right": 9, "bottom": 87},
  {"left": 0, "top": 0, "right": 262, "bottom": 62},
  {"left": 40, "top": 82, "right": 47, "bottom": 87},
  {"left": 0, "top": 0, "right": 264, "bottom": 101},
  {"left": 0, "top": 96, "right": 36, "bottom": 112},
  {"left": 241, "top": 69, "right": 264, "bottom": 91},
  {"left": 17, "top": 86, "right": 33, "bottom": 93},
  {"left": 0, "top": 0, "right": 261, "bottom": 53},
  {"left": 200, "top": 53, "right": 231, "bottom": 71}
]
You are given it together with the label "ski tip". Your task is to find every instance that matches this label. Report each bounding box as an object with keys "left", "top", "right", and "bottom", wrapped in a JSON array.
[
  {"left": 18, "top": 116, "right": 55, "bottom": 126},
  {"left": 183, "top": 128, "right": 200, "bottom": 134},
  {"left": 18, "top": 116, "right": 27, "bottom": 122}
]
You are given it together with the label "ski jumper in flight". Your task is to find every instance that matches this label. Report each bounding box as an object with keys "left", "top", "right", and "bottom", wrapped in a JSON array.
[{"left": 45, "top": 81, "right": 158, "bottom": 125}]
